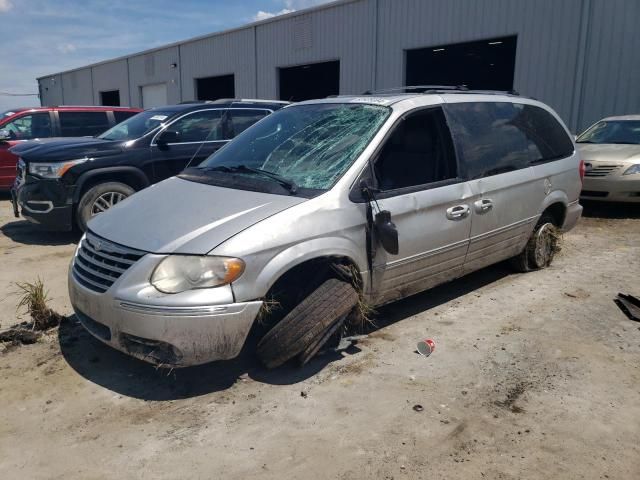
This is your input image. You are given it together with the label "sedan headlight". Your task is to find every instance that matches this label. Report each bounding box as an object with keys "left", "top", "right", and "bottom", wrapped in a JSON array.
[
  {"left": 28, "top": 158, "right": 88, "bottom": 178},
  {"left": 623, "top": 164, "right": 640, "bottom": 175},
  {"left": 151, "top": 255, "right": 245, "bottom": 294}
]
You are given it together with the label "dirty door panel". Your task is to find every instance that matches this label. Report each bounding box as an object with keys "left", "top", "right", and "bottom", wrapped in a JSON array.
[
  {"left": 444, "top": 102, "right": 541, "bottom": 273},
  {"left": 371, "top": 107, "right": 472, "bottom": 304}
]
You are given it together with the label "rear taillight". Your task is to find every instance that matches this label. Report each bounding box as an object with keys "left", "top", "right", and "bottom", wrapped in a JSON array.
[{"left": 579, "top": 160, "right": 585, "bottom": 183}]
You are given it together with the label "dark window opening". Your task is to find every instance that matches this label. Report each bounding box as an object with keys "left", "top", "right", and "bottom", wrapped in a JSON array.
[
  {"left": 279, "top": 60, "right": 340, "bottom": 102},
  {"left": 196, "top": 75, "right": 235, "bottom": 101},
  {"left": 113, "top": 110, "right": 138, "bottom": 124},
  {"left": 100, "top": 90, "right": 120, "bottom": 106},
  {"left": 374, "top": 107, "right": 457, "bottom": 191},
  {"left": 228, "top": 109, "right": 268, "bottom": 137},
  {"left": 445, "top": 102, "right": 574, "bottom": 180},
  {"left": 59, "top": 112, "right": 110, "bottom": 137},
  {"left": 406, "top": 36, "right": 517, "bottom": 91}
]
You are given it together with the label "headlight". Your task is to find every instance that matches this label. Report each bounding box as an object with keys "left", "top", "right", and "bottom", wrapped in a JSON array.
[
  {"left": 623, "top": 164, "right": 640, "bottom": 175},
  {"left": 151, "top": 255, "right": 245, "bottom": 294},
  {"left": 28, "top": 158, "right": 88, "bottom": 178}
]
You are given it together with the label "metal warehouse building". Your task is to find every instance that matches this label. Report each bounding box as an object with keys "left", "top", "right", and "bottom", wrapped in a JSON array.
[{"left": 38, "top": 0, "right": 640, "bottom": 132}]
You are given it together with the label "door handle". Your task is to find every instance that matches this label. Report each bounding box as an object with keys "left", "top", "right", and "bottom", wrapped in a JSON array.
[
  {"left": 474, "top": 199, "right": 493, "bottom": 214},
  {"left": 446, "top": 204, "right": 470, "bottom": 220}
]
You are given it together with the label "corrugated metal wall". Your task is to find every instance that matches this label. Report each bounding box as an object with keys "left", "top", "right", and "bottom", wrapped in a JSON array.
[
  {"left": 92, "top": 59, "right": 130, "bottom": 106},
  {"left": 180, "top": 27, "right": 257, "bottom": 100},
  {"left": 255, "top": 0, "right": 375, "bottom": 98},
  {"left": 37, "top": 0, "right": 639, "bottom": 131},
  {"left": 127, "top": 46, "right": 181, "bottom": 106}
]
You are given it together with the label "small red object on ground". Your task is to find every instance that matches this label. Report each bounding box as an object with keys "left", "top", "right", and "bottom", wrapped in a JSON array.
[{"left": 417, "top": 339, "right": 435, "bottom": 356}]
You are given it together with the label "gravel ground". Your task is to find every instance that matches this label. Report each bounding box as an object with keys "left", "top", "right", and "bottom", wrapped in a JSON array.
[{"left": 0, "top": 196, "right": 639, "bottom": 480}]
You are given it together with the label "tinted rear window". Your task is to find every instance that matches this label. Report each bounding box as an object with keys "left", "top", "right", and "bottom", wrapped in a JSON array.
[
  {"left": 113, "top": 111, "right": 138, "bottom": 124},
  {"left": 59, "top": 111, "right": 111, "bottom": 137},
  {"left": 445, "top": 102, "right": 574, "bottom": 179}
]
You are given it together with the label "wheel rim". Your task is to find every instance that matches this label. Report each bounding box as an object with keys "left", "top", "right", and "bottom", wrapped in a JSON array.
[
  {"left": 90, "top": 191, "right": 126, "bottom": 216},
  {"left": 533, "top": 223, "right": 554, "bottom": 268}
]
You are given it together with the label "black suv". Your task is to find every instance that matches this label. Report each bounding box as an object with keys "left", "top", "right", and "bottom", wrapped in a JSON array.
[{"left": 10, "top": 99, "right": 289, "bottom": 231}]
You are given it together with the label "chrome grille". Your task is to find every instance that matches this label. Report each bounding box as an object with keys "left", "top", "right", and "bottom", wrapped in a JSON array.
[
  {"left": 72, "top": 231, "right": 145, "bottom": 293},
  {"left": 584, "top": 163, "right": 622, "bottom": 177}
]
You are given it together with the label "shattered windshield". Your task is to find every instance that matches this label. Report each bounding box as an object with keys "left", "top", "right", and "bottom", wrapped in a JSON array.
[
  {"left": 98, "top": 110, "right": 174, "bottom": 141},
  {"left": 195, "top": 103, "right": 390, "bottom": 190}
]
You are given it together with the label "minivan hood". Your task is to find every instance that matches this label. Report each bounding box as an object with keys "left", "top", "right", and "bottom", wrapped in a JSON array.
[
  {"left": 88, "top": 176, "right": 308, "bottom": 254},
  {"left": 577, "top": 143, "right": 640, "bottom": 163},
  {"left": 10, "top": 137, "right": 123, "bottom": 162}
]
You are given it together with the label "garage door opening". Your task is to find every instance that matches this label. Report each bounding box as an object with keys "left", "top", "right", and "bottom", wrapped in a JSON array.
[
  {"left": 279, "top": 60, "right": 340, "bottom": 102},
  {"left": 406, "top": 36, "right": 517, "bottom": 91},
  {"left": 100, "top": 90, "right": 120, "bottom": 106},
  {"left": 196, "top": 74, "right": 235, "bottom": 101},
  {"left": 141, "top": 83, "right": 168, "bottom": 109}
]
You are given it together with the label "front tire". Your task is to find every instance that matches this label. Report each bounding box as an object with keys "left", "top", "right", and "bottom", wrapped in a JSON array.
[
  {"left": 76, "top": 182, "right": 134, "bottom": 232},
  {"left": 256, "top": 278, "right": 358, "bottom": 369}
]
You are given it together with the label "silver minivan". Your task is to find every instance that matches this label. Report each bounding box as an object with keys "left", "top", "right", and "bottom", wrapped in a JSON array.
[{"left": 68, "top": 90, "right": 583, "bottom": 368}]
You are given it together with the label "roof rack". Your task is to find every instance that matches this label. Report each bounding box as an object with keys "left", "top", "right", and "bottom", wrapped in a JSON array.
[{"left": 361, "top": 85, "right": 520, "bottom": 96}]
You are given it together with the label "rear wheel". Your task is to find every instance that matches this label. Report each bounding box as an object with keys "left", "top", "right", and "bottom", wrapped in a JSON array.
[
  {"left": 76, "top": 182, "right": 134, "bottom": 232},
  {"left": 256, "top": 278, "right": 358, "bottom": 369},
  {"left": 510, "top": 214, "right": 560, "bottom": 272}
]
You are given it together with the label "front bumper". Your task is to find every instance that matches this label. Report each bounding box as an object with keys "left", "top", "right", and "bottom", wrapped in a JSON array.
[
  {"left": 12, "top": 175, "right": 74, "bottom": 230},
  {"left": 581, "top": 175, "right": 640, "bottom": 203},
  {"left": 68, "top": 260, "right": 262, "bottom": 367}
]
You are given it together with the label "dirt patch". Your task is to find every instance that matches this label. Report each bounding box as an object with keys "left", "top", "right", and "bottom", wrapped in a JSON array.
[{"left": 494, "top": 382, "right": 529, "bottom": 413}]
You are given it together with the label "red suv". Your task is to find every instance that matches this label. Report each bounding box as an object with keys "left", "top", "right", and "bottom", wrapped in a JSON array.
[{"left": 0, "top": 106, "right": 141, "bottom": 190}]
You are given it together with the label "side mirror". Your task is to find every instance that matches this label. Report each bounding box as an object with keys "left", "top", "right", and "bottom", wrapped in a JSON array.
[
  {"left": 0, "top": 129, "right": 12, "bottom": 142},
  {"left": 374, "top": 210, "right": 399, "bottom": 255},
  {"left": 156, "top": 130, "right": 179, "bottom": 148}
]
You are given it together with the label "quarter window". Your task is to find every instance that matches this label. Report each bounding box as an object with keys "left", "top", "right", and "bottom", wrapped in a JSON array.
[
  {"left": 165, "top": 110, "right": 225, "bottom": 143},
  {"left": 2, "top": 113, "right": 52, "bottom": 140},
  {"left": 59, "top": 112, "right": 110, "bottom": 137},
  {"left": 374, "top": 107, "right": 458, "bottom": 191},
  {"left": 229, "top": 109, "right": 268, "bottom": 137},
  {"left": 445, "top": 102, "right": 574, "bottom": 179}
]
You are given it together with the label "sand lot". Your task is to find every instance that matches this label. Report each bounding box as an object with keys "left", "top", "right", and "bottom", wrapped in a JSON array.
[{"left": 0, "top": 196, "right": 639, "bottom": 480}]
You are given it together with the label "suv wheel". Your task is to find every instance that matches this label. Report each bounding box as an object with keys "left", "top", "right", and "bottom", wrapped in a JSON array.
[{"left": 76, "top": 182, "right": 134, "bottom": 232}]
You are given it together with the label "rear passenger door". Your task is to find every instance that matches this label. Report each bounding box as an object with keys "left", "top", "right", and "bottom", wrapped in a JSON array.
[
  {"left": 444, "top": 101, "right": 541, "bottom": 274},
  {"left": 149, "top": 108, "right": 227, "bottom": 182},
  {"left": 369, "top": 107, "right": 473, "bottom": 304}
]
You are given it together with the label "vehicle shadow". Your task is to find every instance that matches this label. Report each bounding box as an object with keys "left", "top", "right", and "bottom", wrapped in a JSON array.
[
  {"left": 59, "top": 263, "right": 511, "bottom": 401},
  {"left": 0, "top": 219, "right": 79, "bottom": 246},
  {"left": 581, "top": 200, "right": 640, "bottom": 219}
]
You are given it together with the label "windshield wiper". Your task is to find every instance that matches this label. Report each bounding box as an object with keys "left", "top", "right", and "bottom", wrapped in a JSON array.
[{"left": 201, "top": 165, "right": 298, "bottom": 194}]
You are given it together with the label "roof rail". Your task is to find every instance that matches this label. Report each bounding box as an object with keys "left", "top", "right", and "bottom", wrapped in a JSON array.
[
  {"left": 362, "top": 85, "right": 469, "bottom": 95},
  {"left": 361, "top": 85, "right": 521, "bottom": 96}
]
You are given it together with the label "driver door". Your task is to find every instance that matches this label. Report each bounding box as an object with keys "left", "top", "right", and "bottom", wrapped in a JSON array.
[{"left": 369, "top": 107, "right": 473, "bottom": 305}]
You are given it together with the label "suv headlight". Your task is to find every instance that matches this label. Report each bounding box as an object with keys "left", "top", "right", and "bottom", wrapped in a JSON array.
[
  {"left": 151, "top": 255, "right": 245, "bottom": 294},
  {"left": 623, "top": 164, "right": 640, "bottom": 175},
  {"left": 28, "top": 158, "right": 88, "bottom": 178}
]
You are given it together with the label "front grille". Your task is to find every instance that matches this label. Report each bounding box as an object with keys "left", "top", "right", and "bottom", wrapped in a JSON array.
[
  {"left": 72, "top": 231, "right": 145, "bottom": 293},
  {"left": 584, "top": 164, "right": 622, "bottom": 177}
]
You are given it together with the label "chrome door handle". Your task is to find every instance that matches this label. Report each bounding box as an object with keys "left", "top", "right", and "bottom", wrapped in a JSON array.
[
  {"left": 446, "top": 204, "right": 470, "bottom": 220},
  {"left": 474, "top": 199, "right": 493, "bottom": 214}
]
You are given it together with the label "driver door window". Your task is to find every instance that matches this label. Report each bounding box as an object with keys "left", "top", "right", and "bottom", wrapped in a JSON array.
[
  {"left": 374, "top": 107, "right": 457, "bottom": 192},
  {"left": 370, "top": 107, "right": 470, "bottom": 305},
  {"left": 3, "top": 113, "right": 52, "bottom": 140}
]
